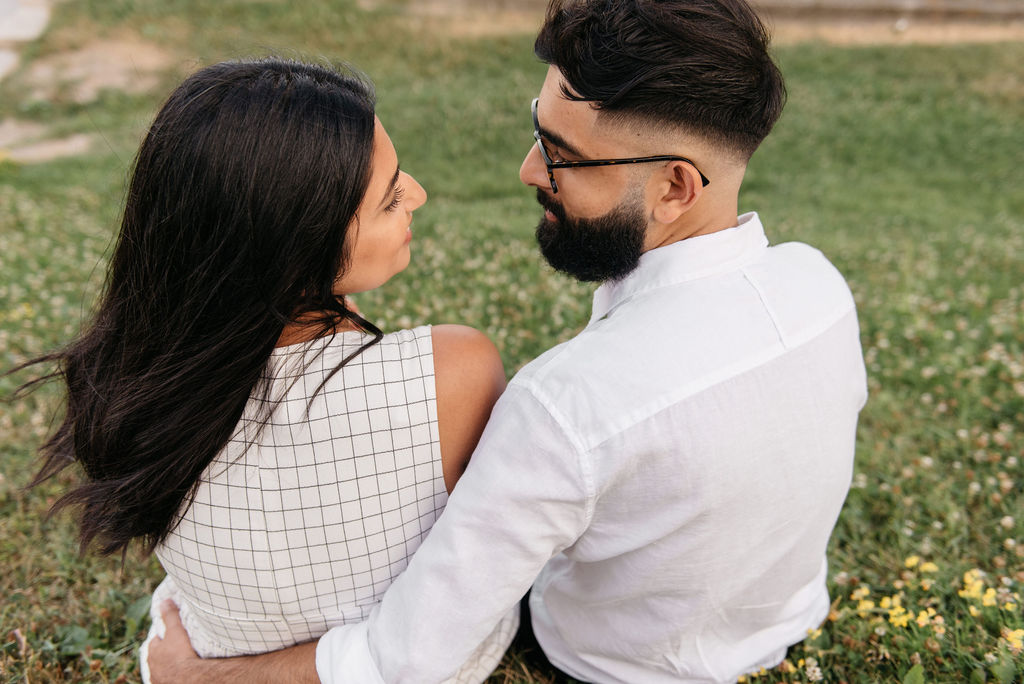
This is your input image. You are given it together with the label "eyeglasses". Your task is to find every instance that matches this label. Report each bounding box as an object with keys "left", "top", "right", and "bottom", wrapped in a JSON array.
[{"left": 531, "top": 98, "right": 710, "bottom": 194}]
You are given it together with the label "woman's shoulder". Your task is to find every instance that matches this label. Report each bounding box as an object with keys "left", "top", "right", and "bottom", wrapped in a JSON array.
[
  {"left": 366, "top": 323, "right": 503, "bottom": 378},
  {"left": 430, "top": 325, "right": 504, "bottom": 391}
]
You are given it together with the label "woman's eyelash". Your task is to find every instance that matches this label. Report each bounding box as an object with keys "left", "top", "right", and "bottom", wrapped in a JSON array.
[{"left": 385, "top": 186, "right": 405, "bottom": 213}]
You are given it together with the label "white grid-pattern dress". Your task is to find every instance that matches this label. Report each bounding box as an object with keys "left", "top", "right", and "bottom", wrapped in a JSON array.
[{"left": 139, "top": 326, "right": 517, "bottom": 682}]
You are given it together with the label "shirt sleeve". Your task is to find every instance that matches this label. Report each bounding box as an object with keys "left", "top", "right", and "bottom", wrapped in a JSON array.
[{"left": 316, "top": 382, "right": 592, "bottom": 683}]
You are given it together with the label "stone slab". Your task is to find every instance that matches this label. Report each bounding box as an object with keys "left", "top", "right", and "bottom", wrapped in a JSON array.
[{"left": 0, "top": 0, "right": 50, "bottom": 42}]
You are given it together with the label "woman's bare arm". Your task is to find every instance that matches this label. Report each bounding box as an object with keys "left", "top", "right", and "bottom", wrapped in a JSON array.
[{"left": 432, "top": 324, "right": 506, "bottom": 493}]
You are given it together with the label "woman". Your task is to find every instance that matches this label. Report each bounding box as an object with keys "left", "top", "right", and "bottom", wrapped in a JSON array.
[{"left": 22, "top": 58, "right": 517, "bottom": 682}]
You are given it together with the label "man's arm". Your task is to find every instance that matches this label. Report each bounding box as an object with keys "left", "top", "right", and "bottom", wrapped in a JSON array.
[
  {"left": 148, "top": 383, "right": 589, "bottom": 683},
  {"left": 323, "top": 383, "right": 591, "bottom": 682},
  {"left": 147, "top": 601, "right": 319, "bottom": 684}
]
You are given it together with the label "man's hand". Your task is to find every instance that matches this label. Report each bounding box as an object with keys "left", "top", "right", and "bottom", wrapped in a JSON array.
[
  {"left": 145, "top": 600, "right": 321, "bottom": 683},
  {"left": 146, "top": 600, "right": 200, "bottom": 683}
]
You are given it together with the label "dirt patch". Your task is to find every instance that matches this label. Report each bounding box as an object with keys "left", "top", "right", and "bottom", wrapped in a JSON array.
[
  {"left": 0, "top": 118, "right": 94, "bottom": 163},
  {"left": 409, "top": 12, "right": 1024, "bottom": 42},
  {"left": 408, "top": 11, "right": 544, "bottom": 37},
  {"left": 0, "top": 49, "right": 18, "bottom": 80},
  {"left": 0, "top": 118, "right": 46, "bottom": 147},
  {"left": 1, "top": 133, "right": 92, "bottom": 163},
  {"left": 24, "top": 36, "right": 178, "bottom": 103}
]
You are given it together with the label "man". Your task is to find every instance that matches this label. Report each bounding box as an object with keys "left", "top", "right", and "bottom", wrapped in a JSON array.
[{"left": 149, "top": 0, "right": 867, "bottom": 681}]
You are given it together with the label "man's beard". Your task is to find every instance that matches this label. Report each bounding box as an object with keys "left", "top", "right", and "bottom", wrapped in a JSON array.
[{"left": 534, "top": 188, "right": 646, "bottom": 283}]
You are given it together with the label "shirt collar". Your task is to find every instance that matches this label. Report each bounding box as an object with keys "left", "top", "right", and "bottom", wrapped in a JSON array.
[{"left": 589, "top": 211, "right": 768, "bottom": 324}]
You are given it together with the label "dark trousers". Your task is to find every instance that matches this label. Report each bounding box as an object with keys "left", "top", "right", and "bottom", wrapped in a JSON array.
[{"left": 513, "top": 592, "right": 589, "bottom": 684}]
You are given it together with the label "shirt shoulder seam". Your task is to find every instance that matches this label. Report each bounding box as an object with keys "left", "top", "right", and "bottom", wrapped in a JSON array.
[
  {"left": 512, "top": 378, "right": 597, "bottom": 527},
  {"left": 558, "top": 305, "right": 860, "bottom": 452},
  {"left": 740, "top": 267, "right": 790, "bottom": 349}
]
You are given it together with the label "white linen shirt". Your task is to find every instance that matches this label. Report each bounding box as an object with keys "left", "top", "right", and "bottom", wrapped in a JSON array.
[{"left": 317, "top": 212, "right": 868, "bottom": 683}]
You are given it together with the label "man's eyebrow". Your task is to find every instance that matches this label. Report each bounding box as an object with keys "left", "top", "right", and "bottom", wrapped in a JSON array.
[
  {"left": 538, "top": 124, "right": 584, "bottom": 158},
  {"left": 376, "top": 166, "right": 401, "bottom": 209}
]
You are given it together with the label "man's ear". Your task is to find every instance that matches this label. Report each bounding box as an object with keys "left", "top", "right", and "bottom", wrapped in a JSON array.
[{"left": 651, "top": 161, "right": 704, "bottom": 225}]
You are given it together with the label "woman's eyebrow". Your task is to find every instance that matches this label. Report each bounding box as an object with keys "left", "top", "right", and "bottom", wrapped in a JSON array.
[{"left": 376, "top": 166, "right": 401, "bottom": 209}]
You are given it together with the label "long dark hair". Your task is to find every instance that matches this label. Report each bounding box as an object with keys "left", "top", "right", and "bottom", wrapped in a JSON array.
[
  {"left": 16, "top": 58, "right": 381, "bottom": 557},
  {"left": 535, "top": 0, "right": 786, "bottom": 159}
]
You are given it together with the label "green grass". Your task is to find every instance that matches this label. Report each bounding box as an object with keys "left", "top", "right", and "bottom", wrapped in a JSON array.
[{"left": 2, "top": 1, "right": 1023, "bottom": 681}]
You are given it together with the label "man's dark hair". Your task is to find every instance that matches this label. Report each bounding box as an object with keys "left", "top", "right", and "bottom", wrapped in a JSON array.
[{"left": 535, "top": 0, "right": 786, "bottom": 160}]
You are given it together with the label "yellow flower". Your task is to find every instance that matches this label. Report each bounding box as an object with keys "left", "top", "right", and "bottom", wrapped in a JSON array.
[
  {"left": 969, "top": 605, "right": 981, "bottom": 617},
  {"left": 880, "top": 596, "right": 892, "bottom": 609},
  {"left": 1003, "top": 602, "right": 1018, "bottom": 611},
  {"left": 920, "top": 578, "right": 934, "bottom": 591},
  {"left": 857, "top": 600, "right": 876, "bottom": 617},
  {"left": 959, "top": 570, "right": 984, "bottom": 600},
  {"left": 889, "top": 605, "right": 910, "bottom": 628},
  {"left": 916, "top": 610, "right": 931, "bottom": 627},
  {"left": 982, "top": 588, "right": 997, "bottom": 607},
  {"left": 850, "top": 586, "right": 870, "bottom": 601},
  {"left": 1003, "top": 628, "right": 1024, "bottom": 653},
  {"left": 920, "top": 561, "right": 939, "bottom": 573},
  {"left": 890, "top": 612, "right": 911, "bottom": 628},
  {"left": 905, "top": 555, "right": 920, "bottom": 568},
  {"left": 807, "top": 628, "right": 822, "bottom": 640}
]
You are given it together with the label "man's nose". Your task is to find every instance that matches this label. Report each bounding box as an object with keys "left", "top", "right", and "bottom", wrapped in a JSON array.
[{"left": 519, "top": 143, "right": 548, "bottom": 189}]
